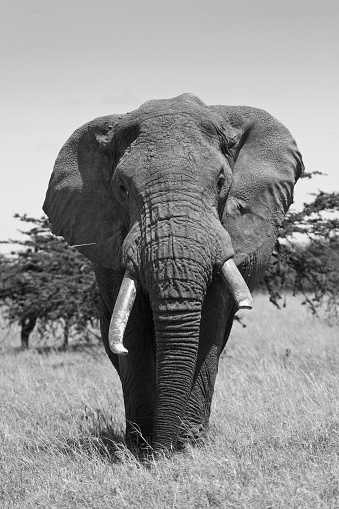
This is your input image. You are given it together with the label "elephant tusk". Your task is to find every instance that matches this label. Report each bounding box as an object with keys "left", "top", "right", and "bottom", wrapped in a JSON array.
[
  {"left": 108, "top": 270, "right": 137, "bottom": 355},
  {"left": 220, "top": 259, "right": 253, "bottom": 310}
]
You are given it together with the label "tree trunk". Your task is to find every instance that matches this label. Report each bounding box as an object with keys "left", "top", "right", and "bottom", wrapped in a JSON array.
[
  {"left": 62, "top": 319, "right": 69, "bottom": 350},
  {"left": 20, "top": 316, "right": 37, "bottom": 349}
]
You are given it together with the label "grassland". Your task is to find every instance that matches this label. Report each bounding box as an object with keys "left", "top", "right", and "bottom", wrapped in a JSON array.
[{"left": 1, "top": 294, "right": 338, "bottom": 508}]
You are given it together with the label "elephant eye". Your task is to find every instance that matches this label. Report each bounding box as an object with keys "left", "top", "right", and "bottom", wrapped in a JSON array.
[
  {"left": 217, "top": 175, "right": 225, "bottom": 193},
  {"left": 119, "top": 184, "right": 128, "bottom": 195}
]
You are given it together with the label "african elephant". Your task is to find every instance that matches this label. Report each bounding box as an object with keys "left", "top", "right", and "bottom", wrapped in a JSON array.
[{"left": 43, "top": 94, "right": 303, "bottom": 452}]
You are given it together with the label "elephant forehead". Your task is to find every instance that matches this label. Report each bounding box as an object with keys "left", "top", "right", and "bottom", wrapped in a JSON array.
[
  {"left": 118, "top": 141, "right": 224, "bottom": 189},
  {"left": 137, "top": 112, "right": 218, "bottom": 144},
  {"left": 118, "top": 119, "right": 222, "bottom": 173}
]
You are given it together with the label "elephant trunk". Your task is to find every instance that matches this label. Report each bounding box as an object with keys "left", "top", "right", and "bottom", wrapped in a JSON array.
[
  {"left": 152, "top": 301, "right": 202, "bottom": 450},
  {"left": 138, "top": 210, "right": 229, "bottom": 449}
]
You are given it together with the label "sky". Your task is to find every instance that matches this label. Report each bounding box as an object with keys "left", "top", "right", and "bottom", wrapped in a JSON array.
[{"left": 1, "top": 0, "right": 338, "bottom": 252}]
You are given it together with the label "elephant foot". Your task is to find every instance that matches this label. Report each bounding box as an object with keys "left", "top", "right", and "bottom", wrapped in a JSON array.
[
  {"left": 126, "top": 418, "right": 209, "bottom": 455},
  {"left": 177, "top": 422, "right": 208, "bottom": 449}
]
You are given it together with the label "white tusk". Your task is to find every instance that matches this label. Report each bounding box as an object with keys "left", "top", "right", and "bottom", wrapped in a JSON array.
[
  {"left": 220, "top": 259, "right": 253, "bottom": 310},
  {"left": 108, "top": 270, "right": 137, "bottom": 355}
]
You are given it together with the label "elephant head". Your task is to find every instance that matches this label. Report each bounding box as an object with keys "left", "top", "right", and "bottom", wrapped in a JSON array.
[{"left": 43, "top": 94, "right": 303, "bottom": 451}]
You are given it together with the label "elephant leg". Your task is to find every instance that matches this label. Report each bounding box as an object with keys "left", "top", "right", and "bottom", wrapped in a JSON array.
[
  {"left": 118, "top": 292, "right": 156, "bottom": 447},
  {"left": 182, "top": 275, "right": 236, "bottom": 442},
  {"left": 95, "top": 267, "right": 156, "bottom": 446},
  {"left": 183, "top": 263, "right": 263, "bottom": 442}
]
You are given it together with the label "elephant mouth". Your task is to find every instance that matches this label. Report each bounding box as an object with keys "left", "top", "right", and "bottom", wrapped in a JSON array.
[{"left": 108, "top": 259, "right": 252, "bottom": 356}]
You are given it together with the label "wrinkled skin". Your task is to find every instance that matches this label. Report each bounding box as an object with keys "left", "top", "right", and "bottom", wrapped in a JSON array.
[{"left": 43, "top": 94, "right": 304, "bottom": 451}]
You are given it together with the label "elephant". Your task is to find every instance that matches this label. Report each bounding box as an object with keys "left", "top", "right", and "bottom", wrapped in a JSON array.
[{"left": 43, "top": 93, "right": 304, "bottom": 452}]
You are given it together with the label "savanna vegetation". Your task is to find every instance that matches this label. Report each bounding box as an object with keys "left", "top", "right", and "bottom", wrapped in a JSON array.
[{"left": 1, "top": 295, "right": 338, "bottom": 508}]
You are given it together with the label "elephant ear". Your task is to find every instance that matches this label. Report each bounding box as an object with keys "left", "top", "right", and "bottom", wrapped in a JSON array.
[
  {"left": 210, "top": 106, "right": 304, "bottom": 285},
  {"left": 43, "top": 114, "right": 138, "bottom": 269}
]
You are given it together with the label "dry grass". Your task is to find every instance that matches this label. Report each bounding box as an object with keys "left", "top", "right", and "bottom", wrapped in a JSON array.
[{"left": 0, "top": 294, "right": 338, "bottom": 508}]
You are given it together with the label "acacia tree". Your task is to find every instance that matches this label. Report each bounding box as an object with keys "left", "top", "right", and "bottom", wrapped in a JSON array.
[
  {"left": 0, "top": 215, "right": 100, "bottom": 348},
  {"left": 263, "top": 183, "right": 339, "bottom": 320}
]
